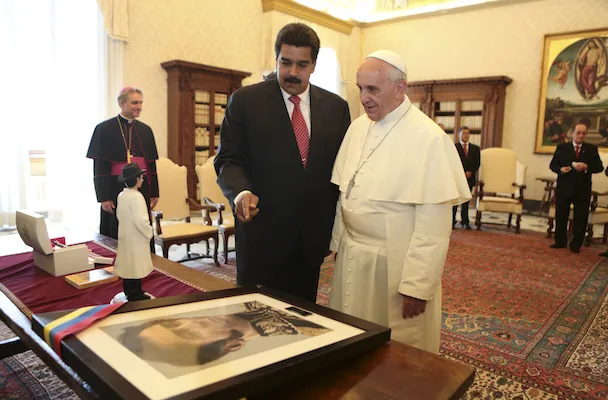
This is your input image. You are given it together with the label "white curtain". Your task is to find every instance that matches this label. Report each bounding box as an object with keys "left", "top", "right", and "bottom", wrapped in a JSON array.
[{"left": 0, "top": 0, "right": 119, "bottom": 232}]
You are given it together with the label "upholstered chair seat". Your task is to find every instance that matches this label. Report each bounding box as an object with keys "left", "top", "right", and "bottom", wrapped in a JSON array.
[{"left": 475, "top": 148, "right": 526, "bottom": 233}]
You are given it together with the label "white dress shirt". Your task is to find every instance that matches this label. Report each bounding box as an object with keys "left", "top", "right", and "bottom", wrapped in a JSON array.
[
  {"left": 572, "top": 141, "right": 586, "bottom": 172},
  {"left": 280, "top": 84, "right": 311, "bottom": 137}
]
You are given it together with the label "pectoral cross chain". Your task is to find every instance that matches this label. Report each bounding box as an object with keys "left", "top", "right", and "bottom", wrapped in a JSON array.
[{"left": 345, "top": 175, "right": 356, "bottom": 199}]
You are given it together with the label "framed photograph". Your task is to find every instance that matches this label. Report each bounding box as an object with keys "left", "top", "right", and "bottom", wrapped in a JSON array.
[
  {"left": 535, "top": 28, "right": 608, "bottom": 154},
  {"left": 32, "top": 287, "right": 390, "bottom": 400}
]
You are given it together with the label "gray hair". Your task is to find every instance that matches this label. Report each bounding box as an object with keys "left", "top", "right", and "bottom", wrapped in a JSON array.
[
  {"left": 387, "top": 64, "right": 407, "bottom": 83},
  {"left": 117, "top": 87, "right": 143, "bottom": 105}
]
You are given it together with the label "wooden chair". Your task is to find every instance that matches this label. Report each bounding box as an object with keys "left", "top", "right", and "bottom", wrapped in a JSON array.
[
  {"left": 153, "top": 158, "right": 220, "bottom": 265},
  {"left": 195, "top": 156, "right": 235, "bottom": 263},
  {"left": 475, "top": 148, "right": 526, "bottom": 233},
  {"left": 547, "top": 190, "right": 608, "bottom": 245}
]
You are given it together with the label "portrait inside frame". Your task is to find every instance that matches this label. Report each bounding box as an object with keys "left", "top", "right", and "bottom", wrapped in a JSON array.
[
  {"left": 535, "top": 28, "right": 608, "bottom": 154},
  {"left": 32, "top": 287, "right": 391, "bottom": 400}
]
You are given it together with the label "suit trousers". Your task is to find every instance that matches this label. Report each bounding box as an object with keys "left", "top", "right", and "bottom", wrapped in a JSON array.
[
  {"left": 452, "top": 201, "right": 470, "bottom": 225},
  {"left": 554, "top": 191, "right": 591, "bottom": 250},
  {"left": 237, "top": 233, "right": 322, "bottom": 303},
  {"left": 452, "top": 183, "right": 473, "bottom": 225}
]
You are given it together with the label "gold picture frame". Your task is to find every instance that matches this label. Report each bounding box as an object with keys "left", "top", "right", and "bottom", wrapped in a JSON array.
[{"left": 535, "top": 28, "right": 608, "bottom": 154}]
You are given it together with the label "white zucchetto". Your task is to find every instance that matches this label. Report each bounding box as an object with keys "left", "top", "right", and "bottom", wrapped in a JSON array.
[{"left": 365, "top": 50, "right": 407, "bottom": 76}]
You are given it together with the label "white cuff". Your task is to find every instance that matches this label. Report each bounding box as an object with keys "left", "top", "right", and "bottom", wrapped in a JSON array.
[{"left": 234, "top": 190, "right": 252, "bottom": 205}]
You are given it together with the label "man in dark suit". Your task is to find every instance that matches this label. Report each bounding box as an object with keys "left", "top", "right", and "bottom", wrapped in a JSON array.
[
  {"left": 550, "top": 122, "right": 603, "bottom": 253},
  {"left": 214, "top": 23, "right": 351, "bottom": 302},
  {"left": 452, "top": 126, "right": 480, "bottom": 229}
]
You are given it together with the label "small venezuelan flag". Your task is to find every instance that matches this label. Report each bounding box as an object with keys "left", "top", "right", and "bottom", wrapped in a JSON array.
[{"left": 43, "top": 303, "right": 124, "bottom": 357}]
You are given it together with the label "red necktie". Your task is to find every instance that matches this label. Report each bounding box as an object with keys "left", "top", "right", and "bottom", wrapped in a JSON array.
[
  {"left": 289, "top": 95, "right": 310, "bottom": 168},
  {"left": 575, "top": 144, "right": 580, "bottom": 160},
  {"left": 464, "top": 143, "right": 468, "bottom": 158}
]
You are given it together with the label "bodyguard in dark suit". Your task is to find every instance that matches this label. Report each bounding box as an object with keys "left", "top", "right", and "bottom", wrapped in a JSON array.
[
  {"left": 550, "top": 122, "right": 603, "bottom": 253},
  {"left": 452, "top": 127, "right": 480, "bottom": 229},
  {"left": 214, "top": 23, "right": 351, "bottom": 302}
]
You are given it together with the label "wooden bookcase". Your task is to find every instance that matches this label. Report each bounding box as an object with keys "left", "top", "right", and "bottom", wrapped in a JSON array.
[
  {"left": 406, "top": 76, "right": 512, "bottom": 148},
  {"left": 161, "top": 60, "right": 251, "bottom": 202}
]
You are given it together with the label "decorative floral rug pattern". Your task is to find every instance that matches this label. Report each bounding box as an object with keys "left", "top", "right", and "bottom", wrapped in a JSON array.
[
  {"left": 1, "top": 227, "right": 606, "bottom": 399},
  {"left": 187, "top": 228, "right": 608, "bottom": 399}
]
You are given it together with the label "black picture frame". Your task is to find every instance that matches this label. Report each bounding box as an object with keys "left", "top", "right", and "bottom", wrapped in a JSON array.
[{"left": 32, "top": 286, "right": 391, "bottom": 400}]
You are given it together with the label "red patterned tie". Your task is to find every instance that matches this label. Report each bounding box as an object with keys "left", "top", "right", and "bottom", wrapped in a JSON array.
[
  {"left": 575, "top": 144, "right": 580, "bottom": 160},
  {"left": 464, "top": 143, "right": 468, "bottom": 158},
  {"left": 289, "top": 95, "right": 310, "bottom": 168}
]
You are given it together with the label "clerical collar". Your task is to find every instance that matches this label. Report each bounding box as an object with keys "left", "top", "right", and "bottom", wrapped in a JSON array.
[
  {"left": 375, "top": 96, "right": 409, "bottom": 126},
  {"left": 119, "top": 114, "right": 135, "bottom": 124}
]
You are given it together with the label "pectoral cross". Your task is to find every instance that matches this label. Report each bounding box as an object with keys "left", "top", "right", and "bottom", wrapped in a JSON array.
[
  {"left": 345, "top": 175, "right": 356, "bottom": 199},
  {"left": 127, "top": 150, "right": 132, "bottom": 163}
]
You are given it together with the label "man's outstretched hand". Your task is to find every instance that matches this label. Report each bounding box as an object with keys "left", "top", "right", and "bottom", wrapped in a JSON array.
[{"left": 236, "top": 193, "right": 260, "bottom": 222}]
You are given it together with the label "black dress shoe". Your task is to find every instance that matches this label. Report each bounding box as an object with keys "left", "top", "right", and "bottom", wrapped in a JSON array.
[
  {"left": 550, "top": 244, "right": 567, "bottom": 249},
  {"left": 465, "top": 224, "right": 472, "bottom": 230},
  {"left": 599, "top": 251, "right": 608, "bottom": 257},
  {"left": 570, "top": 247, "right": 580, "bottom": 254}
]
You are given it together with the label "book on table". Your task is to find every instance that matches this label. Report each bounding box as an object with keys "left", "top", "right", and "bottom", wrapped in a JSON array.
[{"left": 64, "top": 266, "right": 119, "bottom": 289}]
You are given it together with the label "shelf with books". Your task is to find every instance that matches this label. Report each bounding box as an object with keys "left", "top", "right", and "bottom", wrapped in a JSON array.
[
  {"left": 162, "top": 60, "right": 251, "bottom": 202},
  {"left": 405, "top": 76, "right": 512, "bottom": 148}
]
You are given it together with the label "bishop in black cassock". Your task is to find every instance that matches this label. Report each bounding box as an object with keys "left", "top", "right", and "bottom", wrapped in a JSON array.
[{"left": 86, "top": 114, "right": 159, "bottom": 246}]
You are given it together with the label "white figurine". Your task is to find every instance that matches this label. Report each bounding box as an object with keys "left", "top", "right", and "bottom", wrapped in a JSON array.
[{"left": 113, "top": 163, "right": 155, "bottom": 302}]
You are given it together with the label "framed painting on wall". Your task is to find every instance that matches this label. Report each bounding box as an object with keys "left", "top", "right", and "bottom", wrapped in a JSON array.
[
  {"left": 31, "top": 287, "right": 391, "bottom": 400},
  {"left": 535, "top": 28, "right": 608, "bottom": 154}
]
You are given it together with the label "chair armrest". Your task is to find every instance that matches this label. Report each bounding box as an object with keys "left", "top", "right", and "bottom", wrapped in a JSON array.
[
  {"left": 204, "top": 197, "right": 226, "bottom": 226},
  {"left": 186, "top": 198, "right": 216, "bottom": 225},
  {"left": 152, "top": 211, "right": 163, "bottom": 235},
  {"left": 512, "top": 183, "right": 526, "bottom": 201},
  {"left": 477, "top": 180, "right": 485, "bottom": 200},
  {"left": 589, "top": 191, "right": 608, "bottom": 211}
]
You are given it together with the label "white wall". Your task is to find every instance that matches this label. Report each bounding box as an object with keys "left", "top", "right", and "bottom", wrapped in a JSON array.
[
  {"left": 361, "top": 0, "right": 608, "bottom": 199},
  {"left": 123, "top": 0, "right": 360, "bottom": 158}
]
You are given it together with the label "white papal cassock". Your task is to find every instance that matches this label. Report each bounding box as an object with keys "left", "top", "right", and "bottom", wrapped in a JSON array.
[{"left": 329, "top": 96, "right": 471, "bottom": 354}]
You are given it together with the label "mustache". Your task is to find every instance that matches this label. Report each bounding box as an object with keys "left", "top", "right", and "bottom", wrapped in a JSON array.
[{"left": 284, "top": 76, "right": 302, "bottom": 84}]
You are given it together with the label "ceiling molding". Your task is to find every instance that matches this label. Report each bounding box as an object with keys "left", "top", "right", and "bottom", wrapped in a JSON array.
[
  {"left": 359, "top": 0, "right": 541, "bottom": 27},
  {"left": 261, "top": 0, "right": 356, "bottom": 35}
]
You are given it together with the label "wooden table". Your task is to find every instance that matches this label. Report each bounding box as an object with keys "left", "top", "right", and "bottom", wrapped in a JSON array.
[
  {"left": 0, "top": 232, "right": 474, "bottom": 400},
  {"left": 536, "top": 176, "right": 557, "bottom": 216}
]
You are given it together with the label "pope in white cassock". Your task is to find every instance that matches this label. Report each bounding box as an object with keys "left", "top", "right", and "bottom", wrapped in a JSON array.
[{"left": 328, "top": 50, "right": 471, "bottom": 353}]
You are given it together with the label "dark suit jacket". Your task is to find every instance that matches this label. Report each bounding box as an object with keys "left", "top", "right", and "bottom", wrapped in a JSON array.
[
  {"left": 455, "top": 142, "right": 480, "bottom": 188},
  {"left": 214, "top": 79, "right": 350, "bottom": 274},
  {"left": 550, "top": 142, "right": 603, "bottom": 199}
]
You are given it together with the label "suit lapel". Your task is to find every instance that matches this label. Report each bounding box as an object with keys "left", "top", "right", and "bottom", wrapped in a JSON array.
[
  {"left": 456, "top": 142, "right": 465, "bottom": 162},
  {"left": 579, "top": 142, "right": 587, "bottom": 161},
  {"left": 306, "top": 85, "right": 324, "bottom": 169}
]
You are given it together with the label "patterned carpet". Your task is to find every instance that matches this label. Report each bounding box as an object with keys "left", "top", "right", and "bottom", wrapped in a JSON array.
[
  {"left": 0, "top": 322, "right": 77, "bottom": 399},
  {"left": 186, "top": 228, "right": 608, "bottom": 400},
  {"left": 1, "top": 226, "right": 607, "bottom": 399}
]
